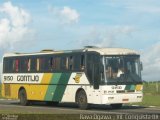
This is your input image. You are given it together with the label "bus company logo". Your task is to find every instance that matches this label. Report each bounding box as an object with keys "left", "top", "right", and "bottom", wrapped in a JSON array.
[
  {"left": 17, "top": 75, "right": 39, "bottom": 82},
  {"left": 74, "top": 73, "right": 82, "bottom": 83},
  {"left": 111, "top": 86, "right": 122, "bottom": 89}
]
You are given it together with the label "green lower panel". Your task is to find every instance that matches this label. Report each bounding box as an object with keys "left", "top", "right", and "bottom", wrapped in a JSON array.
[
  {"left": 44, "top": 73, "right": 71, "bottom": 101},
  {"left": 52, "top": 73, "right": 71, "bottom": 101},
  {"left": 52, "top": 85, "right": 67, "bottom": 101},
  {"left": 44, "top": 85, "right": 57, "bottom": 101}
]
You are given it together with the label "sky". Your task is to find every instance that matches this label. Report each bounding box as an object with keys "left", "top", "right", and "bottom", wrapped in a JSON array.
[{"left": 0, "top": 0, "right": 160, "bottom": 81}]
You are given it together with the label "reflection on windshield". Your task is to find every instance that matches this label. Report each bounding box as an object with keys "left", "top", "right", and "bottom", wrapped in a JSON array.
[{"left": 105, "top": 56, "right": 142, "bottom": 84}]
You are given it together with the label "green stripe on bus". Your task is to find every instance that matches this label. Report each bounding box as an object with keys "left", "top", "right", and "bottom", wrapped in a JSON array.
[
  {"left": 44, "top": 73, "right": 62, "bottom": 101},
  {"left": 52, "top": 73, "right": 71, "bottom": 101},
  {"left": 125, "top": 85, "right": 135, "bottom": 90},
  {"left": 130, "top": 85, "right": 135, "bottom": 90},
  {"left": 44, "top": 85, "right": 57, "bottom": 101},
  {"left": 51, "top": 73, "right": 62, "bottom": 84},
  {"left": 44, "top": 73, "right": 71, "bottom": 101}
]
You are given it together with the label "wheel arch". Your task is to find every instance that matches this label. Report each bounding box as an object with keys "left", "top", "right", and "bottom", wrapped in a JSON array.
[{"left": 75, "top": 88, "right": 87, "bottom": 103}]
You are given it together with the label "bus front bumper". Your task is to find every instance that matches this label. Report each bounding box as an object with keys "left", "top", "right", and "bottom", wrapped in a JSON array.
[{"left": 101, "top": 93, "right": 143, "bottom": 104}]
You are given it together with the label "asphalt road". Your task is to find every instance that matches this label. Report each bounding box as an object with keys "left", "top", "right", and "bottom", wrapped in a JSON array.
[{"left": 0, "top": 99, "right": 160, "bottom": 114}]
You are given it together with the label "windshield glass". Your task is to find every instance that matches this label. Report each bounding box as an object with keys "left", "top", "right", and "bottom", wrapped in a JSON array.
[{"left": 104, "top": 55, "right": 142, "bottom": 85}]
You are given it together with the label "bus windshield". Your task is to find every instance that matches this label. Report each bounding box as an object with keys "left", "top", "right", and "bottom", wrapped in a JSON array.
[{"left": 104, "top": 55, "right": 142, "bottom": 85}]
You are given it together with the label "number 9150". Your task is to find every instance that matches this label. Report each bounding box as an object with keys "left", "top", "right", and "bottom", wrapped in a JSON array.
[{"left": 4, "top": 76, "right": 13, "bottom": 81}]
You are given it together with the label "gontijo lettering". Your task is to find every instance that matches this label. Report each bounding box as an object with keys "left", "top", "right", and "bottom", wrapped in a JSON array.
[{"left": 17, "top": 75, "right": 39, "bottom": 82}]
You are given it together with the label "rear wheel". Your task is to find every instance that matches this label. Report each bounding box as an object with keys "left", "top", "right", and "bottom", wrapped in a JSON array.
[
  {"left": 19, "top": 89, "right": 29, "bottom": 106},
  {"left": 110, "top": 104, "right": 122, "bottom": 109},
  {"left": 76, "top": 90, "right": 89, "bottom": 110}
]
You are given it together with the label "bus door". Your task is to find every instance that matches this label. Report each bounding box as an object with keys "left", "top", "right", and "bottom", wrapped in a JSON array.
[{"left": 86, "top": 52, "right": 101, "bottom": 89}]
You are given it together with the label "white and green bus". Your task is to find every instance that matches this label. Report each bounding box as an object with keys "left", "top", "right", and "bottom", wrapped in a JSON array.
[{"left": 1, "top": 46, "right": 143, "bottom": 109}]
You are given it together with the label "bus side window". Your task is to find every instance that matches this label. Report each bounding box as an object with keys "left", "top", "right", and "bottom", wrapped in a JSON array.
[
  {"left": 69, "top": 56, "right": 73, "bottom": 70},
  {"left": 13, "top": 59, "right": 19, "bottom": 72},
  {"left": 66, "top": 57, "right": 69, "bottom": 70},
  {"left": 3, "top": 58, "right": 12, "bottom": 73},
  {"left": 23, "top": 58, "right": 28, "bottom": 72},
  {"left": 37, "top": 58, "right": 40, "bottom": 71},
  {"left": 3, "top": 59, "right": 6, "bottom": 73},
  {"left": 31, "top": 58, "right": 36, "bottom": 72},
  {"left": 19, "top": 58, "right": 25, "bottom": 73},
  {"left": 61, "top": 57, "right": 69, "bottom": 70},
  {"left": 74, "top": 55, "right": 82, "bottom": 71},
  {"left": 51, "top": 57, "right": 55, "bottom": 70},
  {"left": 81, "top": 55, "right": 85, "bottom": 70},
  {"left": 43, "top": 57, "right": 49, "bottom": 72},
  {"left": 39, "top": 58, "right": 44, "bottom": 72},
  {"left": 27, "top": 58, "right": 31, "bottom": 72},
  {"left": 55, "top": 57, "right": 61, "bottom": 70},
  {"left": 49, "top": 57, "right": 53, "bottom": 71},
  {"left": 16, "top": 59, "right": 19, "bottom": 72}
]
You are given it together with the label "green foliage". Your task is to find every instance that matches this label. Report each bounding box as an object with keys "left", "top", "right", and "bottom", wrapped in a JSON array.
[
  {"left": 138, "top": 95, "right": 160, "bottom": 106},
  {"left": 132, "top": 82, "right": 160, "bottom": 107},
  {"left": 143, "top": 82, "right": 160, "bottom": 95}
]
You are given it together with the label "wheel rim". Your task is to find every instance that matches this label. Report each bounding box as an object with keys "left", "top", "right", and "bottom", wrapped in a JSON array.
[
  {"left": 19, "top": 90, "right": 27, "bottom": 105},
  {"left": 78, "top": 91, "right": 86, "bottom": 105}
]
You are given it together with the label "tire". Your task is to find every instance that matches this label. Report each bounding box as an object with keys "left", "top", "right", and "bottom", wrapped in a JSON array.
[
  {"left": 76, "top": 90, "right": 88, "bottom": 110},
  {"left": 110, "top": 104, "right": 122, "bottom": 109},
  {"left": 19, "top": 89, "right": 29, "bottom": 106},
  {"left": 46, "top": 101, "right": 59, "bottom": 106}
]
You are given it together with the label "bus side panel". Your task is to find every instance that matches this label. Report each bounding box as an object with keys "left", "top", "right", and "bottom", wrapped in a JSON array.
[
  {"left": 61, "top": 72, "right": 88, "bottom": 102},
  {"left": 1, "top": 83, "right": 19, "bottom": 99},
  {"left": 1, "top": 84, "right": 5, "bottom": 98},
  {"left": 2, "top": 84, "right": 52, "bottom": 101},
  {"left": 61, "top": 72, "right": 102, "bottom": 104}
]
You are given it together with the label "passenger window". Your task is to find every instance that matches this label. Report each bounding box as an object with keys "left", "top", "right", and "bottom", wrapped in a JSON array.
[
  {"left": 69, "top": 56, "right": 73, "bottom": 70},
  {"left": 37, "top": 58, "right": 40, "bottom": 71},
  {"left": 61, "top": 57, "right": 69, "bottom": 70},
  {"left": 13, "top": 59, "right": 19, "bottom": 72},
  {"left": 3, "top": 58, "right": 13, "bottom": 73},
  {"left": 80, "top": 55, "right": 85, "bottom": 70},
  {"left": 54, "top": 57, "right": 61, "bottom": 70},
  {"left": 27, "top": 58, "right": 31, "bottom": 72},
  {"left": 49, "top": 57, "right": 53, "bottom": 71}
]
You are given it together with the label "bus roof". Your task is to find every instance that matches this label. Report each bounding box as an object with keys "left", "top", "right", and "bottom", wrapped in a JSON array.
[{"left": 3, "top": 47, "right": 139, "bottom": 57}]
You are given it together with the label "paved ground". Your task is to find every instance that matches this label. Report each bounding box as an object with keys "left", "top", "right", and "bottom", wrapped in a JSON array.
[{"left": 0, "top": 99, "right": 160, "bottom": 115}]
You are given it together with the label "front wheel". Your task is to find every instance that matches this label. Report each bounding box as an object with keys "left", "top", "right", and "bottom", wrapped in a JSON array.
[
  {"left": 110, "top": 104, "right": 122, "bottom": 109},
  {"left": 19, "top": 89, "right": 29, "bottom": 106},
  {"left": 76, "top": 90, "right": 89, "bottom": 110}
]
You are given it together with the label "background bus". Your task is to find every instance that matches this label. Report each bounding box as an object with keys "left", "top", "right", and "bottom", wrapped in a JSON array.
[{"left": 1, "top": 47, "right": 143, "bottom": 109}]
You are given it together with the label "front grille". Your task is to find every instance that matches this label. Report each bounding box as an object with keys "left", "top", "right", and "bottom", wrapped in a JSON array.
[
  {"left": 127, "top": 90, "right": 135, "bottom": 92},
  {"left": 117, "top": 90, "right": 135, "bottom": 93},
  {"left": 117, "top": 90, "right": 125, "bottom": 93}
]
